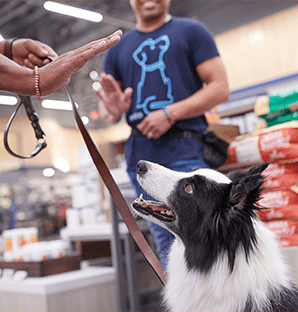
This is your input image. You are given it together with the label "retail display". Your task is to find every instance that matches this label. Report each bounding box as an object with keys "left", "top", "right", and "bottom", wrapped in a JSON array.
[
  {"left": 255, "top": 90, "right": 298, "bottom": 127},
  {"left": 223, "top": 101, "right": 298, "bottom": 247},
  {"left": 226, "top": 121, "right": 298, "bottom": 166}
]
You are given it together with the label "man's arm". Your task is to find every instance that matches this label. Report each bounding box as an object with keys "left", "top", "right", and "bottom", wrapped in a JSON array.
[
  {"left": 137, "top": 56, "right": 229, "bottom": 139},
  {"left": 0, "top": 31, "right": 122, "bottom": 96}
]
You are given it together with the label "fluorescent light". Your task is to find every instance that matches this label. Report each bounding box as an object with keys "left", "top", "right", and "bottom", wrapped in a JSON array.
[
  {"left": 92, "top": 81, "right": 102, "bottom": 91},
  {"left": 81, "top": 116, "right": 89, "bottom": 125},
  {"left": 43, "top": 168, "right": 55, "bottom": 177},
  {"left": 44, "top": 1, "right": 103, "bottom": 23},
  {"left": 42, "top": 99, "right": 78, "bottom": 111},
  {"left": 0, "top": 95, "right": 18, "bottom": 105},
  {"left": 89, "top": 70, "right": 99, "bottom": 81},
  {"left": 54, "top": 157, "right": 70, "bottom": 173}
]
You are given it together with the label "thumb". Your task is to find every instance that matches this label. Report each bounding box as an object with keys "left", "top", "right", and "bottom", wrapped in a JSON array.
[
  {"left": 124, "top": 87, "right": 133, "bottom": 101},
  {"left": 26, "top": 40, "right": 58, "bottom": 58}
]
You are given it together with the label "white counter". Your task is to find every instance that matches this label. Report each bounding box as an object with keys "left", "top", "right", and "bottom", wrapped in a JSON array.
[{"left": 0, "top": 267, "right": 116, "bottom": 312}]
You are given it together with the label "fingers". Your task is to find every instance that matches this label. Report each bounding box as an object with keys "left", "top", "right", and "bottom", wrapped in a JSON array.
[
  {"left": 99, "top": 73, "right": 120, "bottom": 93},
  {"left": 104, "top": 30, "right": 123, "bottom": 49},
  {"left": 40, "top": 44, "right": 58, "bottom": 58},
  {"left": 124, "top": 87, "right": 133, "bottom": 100},
  {"left": 26, "top": 40, "right": 49, "bottom": 57},
  {"left": 137, "top": 110, "right": 172, "bottom": 139},
  {"left": 27, "top": 53, "right": 48, "bottom": 67},
  {"left": 92, "top": 88, "right": 103, "bottom": 100},
  {"left": 65, "top": 30, "right": 122, "bottom": 72}
]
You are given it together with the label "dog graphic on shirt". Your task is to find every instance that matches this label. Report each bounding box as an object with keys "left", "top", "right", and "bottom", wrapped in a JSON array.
[{"left": 132, "top": 35, "right": 174, "bottom": 115}]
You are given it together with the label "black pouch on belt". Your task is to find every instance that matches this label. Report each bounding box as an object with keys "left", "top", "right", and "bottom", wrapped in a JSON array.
[{"left": 131, "top": 127, "right": 229, "bottom": 169}]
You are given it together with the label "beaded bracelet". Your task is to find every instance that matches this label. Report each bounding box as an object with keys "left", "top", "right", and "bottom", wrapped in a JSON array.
[
  {"left": 34, "top": 66, "right": 41, "bottom": 100},
  {"left": 163, "top": 107, "right": 175, "bottom": 125}
]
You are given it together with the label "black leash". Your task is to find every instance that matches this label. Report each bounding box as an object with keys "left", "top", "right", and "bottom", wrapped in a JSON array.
[{"left": 4, "top": 95, "right": 47, "bottom": 159}]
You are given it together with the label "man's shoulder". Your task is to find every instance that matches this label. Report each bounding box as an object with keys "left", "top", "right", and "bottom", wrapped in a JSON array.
[{"left": 171, "top": 16, "right": 208, "bottom": 29}]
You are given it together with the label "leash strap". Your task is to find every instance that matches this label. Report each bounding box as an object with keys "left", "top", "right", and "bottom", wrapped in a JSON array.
[
  {"left": 3, "top": 55, "right": 166, "bottom": 284},
  {"left": 4, "top": 95, "right": 47, "bottom": 159},
  {"left": 66, "top": 87, "right": 166, "bottom": 285}
]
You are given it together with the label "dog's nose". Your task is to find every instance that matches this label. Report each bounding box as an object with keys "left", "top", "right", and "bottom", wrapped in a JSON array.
[{"left": 137, "top": 160, "right": 148, "bottom": 175}]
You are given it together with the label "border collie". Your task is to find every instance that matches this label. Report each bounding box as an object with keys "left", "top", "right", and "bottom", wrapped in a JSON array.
[{"left": 132, "top": 160, "right": 298, "bottom": 312}]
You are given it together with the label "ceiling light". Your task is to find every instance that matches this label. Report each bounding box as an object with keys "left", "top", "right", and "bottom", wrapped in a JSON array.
[
  {"left": 0, "top": 95, "right": 18, "bottom": 105},
  {"left": 42, "top": 99, "right": 78, "bottom": 111},
  {"left": 43, "top": 168, "right": 55, "bottom": 177},
  {"left": 44, "top": 1, "right": 103, "bottom": 23},
  {"left": 81, "top": 116, "right": 89, "bottom": 125},
  {"left": 89, "top": 70, "right": 99, "bottom": 81},
  {"left": 54, "top": 157, "right": 70, "bottom": 173},
  {"left": 92, "top": 81, "right": 102, "bottom": 91}
]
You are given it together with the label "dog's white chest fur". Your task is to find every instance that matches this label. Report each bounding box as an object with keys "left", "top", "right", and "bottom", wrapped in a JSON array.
[{"left": 164, "top": 222, "right": 291, "bottom": 312}]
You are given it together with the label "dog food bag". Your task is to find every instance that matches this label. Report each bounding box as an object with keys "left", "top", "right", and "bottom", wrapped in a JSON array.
[
  {"left": 258, "top": 189, "right": 298, "bottom": 221},
  {"left": 225, "top": 121, "right": 298, "bottom": 166},
  {"left": 264, "top": 220, "right": 298, "bottom": 247},
  {"left": 263, "top": 163, "right": 298, "bottom": 191},
  {"left": 278, "top": 234, "right": 298, "bottom": 247},
  {"left": 264, "top": 220, "right": 298, "bottom": 237}
]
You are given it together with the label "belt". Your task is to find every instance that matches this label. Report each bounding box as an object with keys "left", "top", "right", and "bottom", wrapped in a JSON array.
[{"left": 131, "top": 126, "right": 204, "bottom": 142}]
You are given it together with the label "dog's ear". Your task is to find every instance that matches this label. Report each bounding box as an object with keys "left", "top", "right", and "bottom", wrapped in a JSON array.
[
  {"left": 226, "top": 162, "right": 270, "bottom": 183},
  {"left": 227, "top": 162, "right": 269, "bottom": 210}
]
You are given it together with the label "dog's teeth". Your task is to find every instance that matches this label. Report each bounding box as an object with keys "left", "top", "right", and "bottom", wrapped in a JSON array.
[
  {"left": 138, "top": 194, "right": 144, "bottom": 205},
  {"left": 166, "top": 210, "right": 174, "bottom": 216},
  {"left": 161, "top": 211, "right": 166, "bottom": 214}
]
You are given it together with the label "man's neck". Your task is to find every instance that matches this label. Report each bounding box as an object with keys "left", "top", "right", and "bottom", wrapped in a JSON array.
[{"left": 136, "top": 13, "right": 171, "bottom": 33}]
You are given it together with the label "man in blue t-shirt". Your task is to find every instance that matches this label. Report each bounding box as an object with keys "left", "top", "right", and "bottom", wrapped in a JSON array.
[{"left": 94, "top": 0, "right": 229, "bottom": 270}]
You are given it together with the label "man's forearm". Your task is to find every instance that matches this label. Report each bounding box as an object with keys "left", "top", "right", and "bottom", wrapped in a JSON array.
[
  {"left": 0, "top": 54, "right": 35, "bottom": 95},
  {"left": 166, "top": 80, "right": 229, "bottom": 123}
]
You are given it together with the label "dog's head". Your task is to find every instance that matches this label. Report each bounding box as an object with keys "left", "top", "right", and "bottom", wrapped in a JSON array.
[{"left": 132, "top": 160, "right": 269, "bottom": 272}]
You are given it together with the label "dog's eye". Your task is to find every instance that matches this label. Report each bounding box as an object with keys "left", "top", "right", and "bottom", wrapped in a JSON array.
[{"left": 185, "top": 184, "right": 193, "bottom": 194}]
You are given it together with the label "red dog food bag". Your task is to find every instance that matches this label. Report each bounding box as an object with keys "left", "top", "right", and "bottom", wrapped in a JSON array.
[
  {"left": 263, "top": 163, "right": 298, "bottom": 190},
  {"left": 264, "top": 220, "right": 298, "bottom": 237},
  {"left": 258, "top": 189, "right": 298, "bottom": 221},
  {"left": 226, "top": 121, "right": 298, "bottom": 166},
  {"left": 278, "top": 234, "right": 298, "bottom": 247},
  {"left": 264, "top": 220, "right": 298, "bottom": 247}
]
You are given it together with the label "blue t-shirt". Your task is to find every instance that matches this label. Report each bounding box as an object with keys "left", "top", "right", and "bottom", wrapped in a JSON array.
[{"left": 104, "top": 17, "right": 219, "bottom": 172}]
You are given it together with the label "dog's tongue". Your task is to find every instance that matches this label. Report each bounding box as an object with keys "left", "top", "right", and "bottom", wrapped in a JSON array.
[
  {"left": 141, "top": 200, "right": 170, "bottom": 212},
  {"left": 136, "top": 194, "right": 170, "bottom": 212}
]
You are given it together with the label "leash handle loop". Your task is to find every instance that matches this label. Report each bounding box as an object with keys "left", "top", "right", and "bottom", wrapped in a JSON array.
[{"left": 4, "top": 95, "right": 47, "bottom": 159}]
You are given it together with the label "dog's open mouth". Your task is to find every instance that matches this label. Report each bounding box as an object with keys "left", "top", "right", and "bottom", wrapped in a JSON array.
[{"left": 132, "top": 194, "right": 175, "bottom": 222}]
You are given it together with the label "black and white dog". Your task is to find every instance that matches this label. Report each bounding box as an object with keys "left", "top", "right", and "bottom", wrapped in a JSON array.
[{"left": 132, "top": 160, "right": 298, "bottom": 311}]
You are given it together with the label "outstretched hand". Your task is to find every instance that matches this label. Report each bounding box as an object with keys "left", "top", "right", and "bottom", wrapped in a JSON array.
[
  {"left": 39, "top": 30, "right": 123, "bottom": 96},
  {"left": 93, "top": 73, "right": 133, "bottom": 119}
]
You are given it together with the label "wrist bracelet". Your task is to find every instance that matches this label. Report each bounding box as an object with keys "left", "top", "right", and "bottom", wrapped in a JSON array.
[
  {"left": 4, "top": 38, "right": 18, "bottom": 60},
  {"left": 34, "top": 66, "right": 41, "bottom": 100},
  {"left": 163, "top": 107, "right": 175, "bottom": 125}
]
